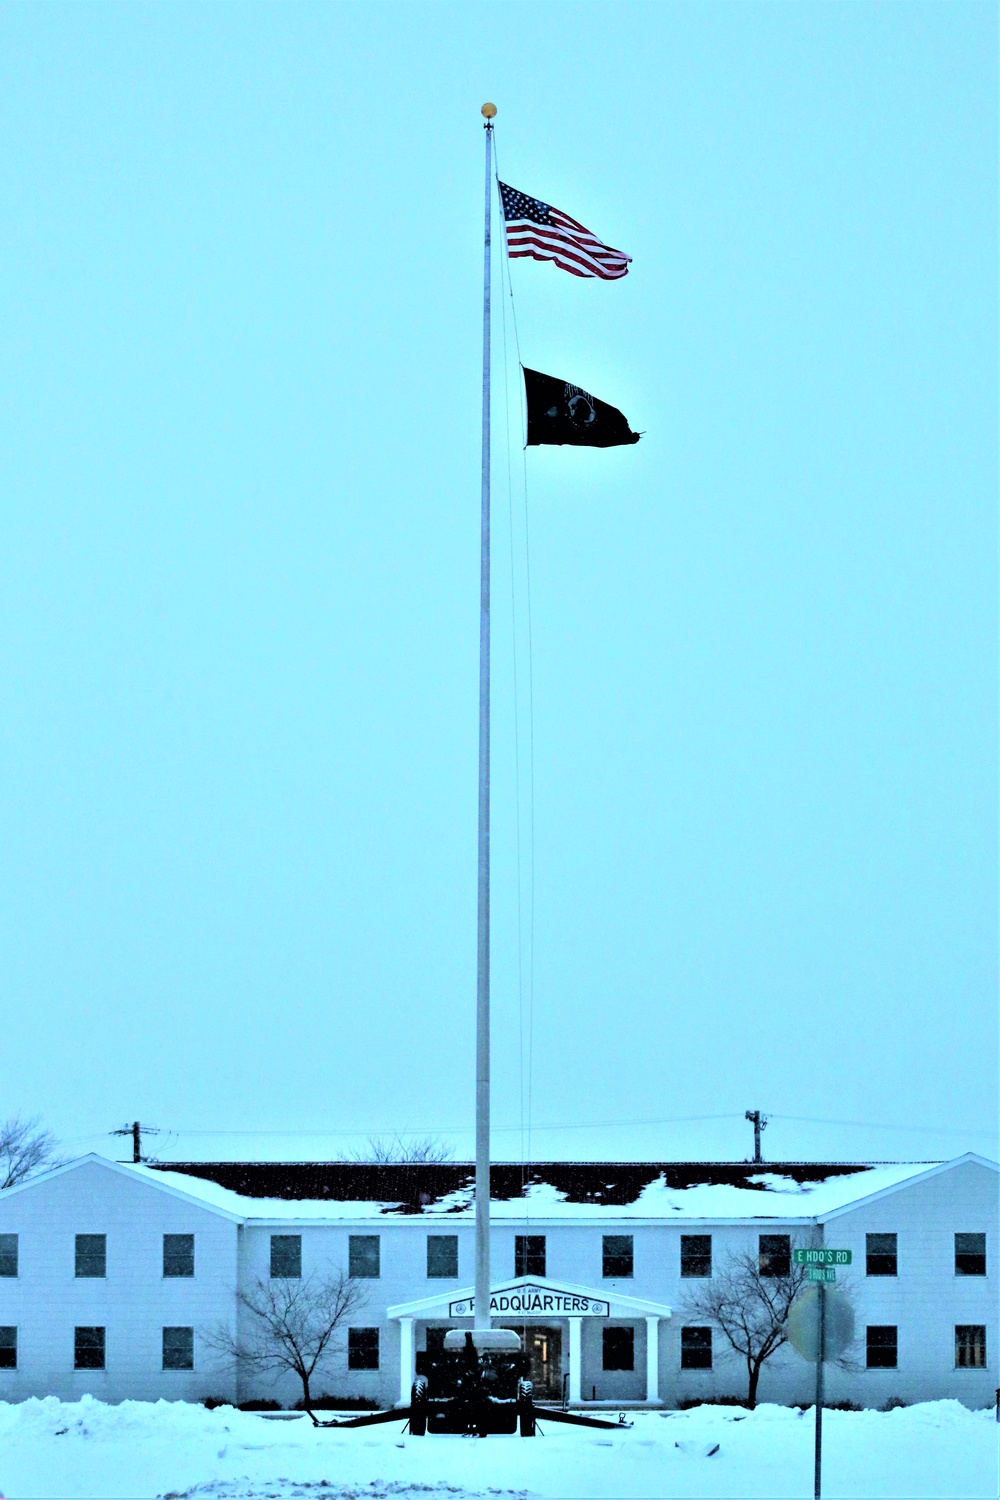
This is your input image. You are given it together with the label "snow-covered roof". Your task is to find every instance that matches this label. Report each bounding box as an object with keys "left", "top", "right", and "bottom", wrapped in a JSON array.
[
  {"left": 124, "top": 1157, "right": 970, "bottom": 1224},
  {"left": 6, "top": 1154, "right": 992, "bottom": 1225}
]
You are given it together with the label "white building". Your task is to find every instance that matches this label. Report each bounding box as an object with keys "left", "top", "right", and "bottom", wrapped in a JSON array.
[{"left": 0, "top": 1152, "right": 994, "bottom": 1410}]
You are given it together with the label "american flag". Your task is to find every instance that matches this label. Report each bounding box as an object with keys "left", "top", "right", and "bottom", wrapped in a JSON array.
[{"left": 499, "top": 181, "right": 631, "bottom": 280}]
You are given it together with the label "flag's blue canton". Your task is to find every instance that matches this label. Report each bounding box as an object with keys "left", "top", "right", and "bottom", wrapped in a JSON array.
[{"left": 500, "top": 184, "right": 551, "bottom": 225}]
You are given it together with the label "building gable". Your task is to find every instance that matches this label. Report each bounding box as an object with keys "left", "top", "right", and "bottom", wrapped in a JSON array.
[
  {"left": 820, "top": 1153, "right": 998, "bottom": 1223},
  {"left": 0, "top": 1153, "right": 244, "bottom": 1223}
]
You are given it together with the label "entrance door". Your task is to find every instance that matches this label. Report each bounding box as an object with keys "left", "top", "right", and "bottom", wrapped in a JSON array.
[{"left": 518, "top": 1325, "right": 563, "bottom": 1400}]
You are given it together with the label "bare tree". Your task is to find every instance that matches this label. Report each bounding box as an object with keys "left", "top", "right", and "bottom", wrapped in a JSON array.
[
  {"left": 0, "top": 1115, "right": 62, "bottom": 1190},
  {"left": 681, "top": 1242, "right": 820, "bottom": 1408},
  {"left": 347, "top": 1134, "right": 453, "bottom": 1165},
  {"left": 203, "top": 1270, "right": 367, "bottom": 1409}
]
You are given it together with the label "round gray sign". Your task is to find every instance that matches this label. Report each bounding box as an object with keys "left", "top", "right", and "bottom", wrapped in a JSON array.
[{"left": 787, "top": 1286, "right": 855, "bottom": 1362}]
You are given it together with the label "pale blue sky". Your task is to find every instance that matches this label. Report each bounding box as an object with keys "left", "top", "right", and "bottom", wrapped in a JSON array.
[{"left": 0, "top": 2, "right": 995, "bottom": 1166}]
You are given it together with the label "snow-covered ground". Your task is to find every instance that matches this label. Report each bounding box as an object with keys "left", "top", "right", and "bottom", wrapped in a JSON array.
[{"left": 0, "top": 1398, "right": 995, "bottom": 1499}]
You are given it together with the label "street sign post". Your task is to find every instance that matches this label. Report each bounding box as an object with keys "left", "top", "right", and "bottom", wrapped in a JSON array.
[
  {"left": 788, "top": 1261, "right": 854, "bottom": 1499},
  {"left": 815, "top": 1283, "right": 826, "bottom": 1500}
]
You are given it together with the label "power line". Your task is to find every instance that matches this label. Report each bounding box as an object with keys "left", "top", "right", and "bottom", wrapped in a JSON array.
[
  {"left": 84, "top": 1111, "right": 994, "bottom": 1140},
  {"left": 767, "top": 1113, "right": 995, "bottom": 1139},
  {"left": 93, "top": 1112, "right": 742, "bottom": 1140},
  {"left": 59, "top": 1111, "right": 994, "bottom": 1151}
]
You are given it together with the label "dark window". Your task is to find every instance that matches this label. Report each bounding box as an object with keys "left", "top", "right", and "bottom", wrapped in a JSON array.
[
  {"left": 270, "top": 1235, "right": 302, "bottom": 1279},
  {"left": 74, "top": 1326, "right": 106, "bottom": 1370},
  {"left": 955, "top": 1325, "right": 987, "bottom": 1369},
  {"left": 759, "top": 1234, "right": 790, "bottom": 1278},
  {"left": 427, "top": 1235, "right": 458, "bottom": 1279},
  {"left": 955, "top": 1234, "right": 986, "bottom": 1277},
  {"left": 0, "top": 1327, "right": 15, "bottom": 1369},
  {"left": 75, "top": 1234, "right": 106, "bottom": 1279},
  {"left": 866, "top": 1325, "right": 897, "bottom": 1369},
  {"left": 514, "top": 1235, "right": 546, "bottom": 1277},
  {"left": 0, "top": 1234, "right": 17, "bottom": 1278},
  {"left": 680, "top": 1235, "right": 712, "bottom": 1278},
  {"left": 163, "top": 1234, "right": 195, "bottom": 1278},
  {"left": 602, "top": 1235, "right": 634, "bottom": 1278},
  {"left": 680, "top": 1326, "right": 712, "bottom": 1370},
  {"left": 602, "top": 1326, "right": 634, "bottom": 1371},
  {"left": 162, "top": 1326, "right": 194, "bottom": 1371},
  {"left": 425, "top": 1327, "right": 449, "bottom": 1354},
  {"left": 866, "top": 1233, "right": 898, "bottom": 1277},
  {"left": 348, "top": 1327, "right": 380, "bottom": 1370},
  {"left": 349, "top": 1235, "right": 380, "bottom": 1279}
]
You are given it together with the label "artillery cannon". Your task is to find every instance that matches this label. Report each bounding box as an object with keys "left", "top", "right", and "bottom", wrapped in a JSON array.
[{"left": 305, "top": 1329, "right": 632, "bottom": 1437}]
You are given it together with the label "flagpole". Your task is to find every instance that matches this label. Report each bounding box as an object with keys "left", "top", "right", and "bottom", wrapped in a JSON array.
[{"left": 475, "top": 102, "right": 496, "bottom": 1333}]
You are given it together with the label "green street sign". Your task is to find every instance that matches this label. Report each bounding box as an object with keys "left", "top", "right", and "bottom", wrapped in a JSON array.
[
  {"left": 806, "top": 1266, "right": 836, "bottom": 1282},
  {"left": 794, "top": 1248, "right": 852, "bottom": 1266}
]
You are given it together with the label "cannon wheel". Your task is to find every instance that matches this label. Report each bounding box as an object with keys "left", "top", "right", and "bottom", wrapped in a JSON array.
[
  {"left": 517, "top": 1377, "right": 535, "bottom": 1437},
  {"left": 409, "top": 1377, "right": 428, "bottom": 1436}
]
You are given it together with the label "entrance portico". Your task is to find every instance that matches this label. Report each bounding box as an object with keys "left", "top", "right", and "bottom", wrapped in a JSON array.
[{"left": 388, "top": 1276, "right": 672, "bottom": 1408}]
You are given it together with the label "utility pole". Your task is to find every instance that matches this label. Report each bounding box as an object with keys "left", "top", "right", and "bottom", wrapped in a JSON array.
[
  {"left": 745, "top": 1109, "right": 768, "bottom": 1164},
  {"left": 111, "top": 1121, "right": 160, "bottom": 1164}
]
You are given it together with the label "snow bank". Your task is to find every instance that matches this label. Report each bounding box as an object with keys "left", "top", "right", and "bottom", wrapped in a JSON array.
[{"left": 0, "top": 1397, "right": 996, "bottom": 1499}]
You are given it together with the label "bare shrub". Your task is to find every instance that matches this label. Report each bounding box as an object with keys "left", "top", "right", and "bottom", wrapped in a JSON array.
[
  {"left": 346, "top": 1135, "right": 453, "bottom": 1165},
  {"left": 0, "top": 1115, "right": 62, "bottom": 1190},
  {"left": 202, "top": 1270, "right": 367, "bottom": 1410},
  {"left": 682, "top": 1244, "right": 858, "bottom": 1408}
]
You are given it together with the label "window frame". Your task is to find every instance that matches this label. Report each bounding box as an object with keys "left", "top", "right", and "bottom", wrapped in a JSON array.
[
  {"left": 426, "top": 1235, "right": 459, "bottom": 1279},
  {"left": 680, "top": 1325, "right": 713, "bottom": 1370},
  {"left": 269, "top": 1234, "right": 302, "bottom": 1280},
  {"left": 74, "top": 1234, "right": 107, "bottom": 1280},
  {"left": 865, "top": 1232, "right": 898, "bottom": 1278},
  {"left": 602, "top": 1234, "right": 634, "bottom": 1279},
  {"left": 349, "top": 1235, "right": 381, "bottom": 1280},
  {"left": 162, "top": 1325, "right": 195, "bottom": 1371},
  {"left": 954, "top": 1233, "right": 987, "bottom": 1278},
  {"left": 758, "top": 1233, "right": 791, "bottom": 1279},
  {"left": 865, "top": 1325, "right": 898, "bottom": 1369},
  {"left": 514, "top": 1234, "right": 546, "bottom": 1278},
  {"left": 0, "top": 1233, "right": 18, "bottom": 1279},
  {"left": 602, "top": 1325, "right": 635, "bottom": 1372},
  {"left": 347, "top": 1326, "right": 380, "bottom": 1370},
  {"left": 680, "top": 1234, "right": 712, "bottom": 1279},
  {"left": 955, "top": 1324, "right": 987, "bottom": 1369},
  {"left": 74, "top": 1325, "right": 106, "bottom": 1371},
  {"left": 162, "top": 1233, "right": 195, "bottom": 1279},
  {"left": 0, "top": 1325, "right": 16, "bottom": 1369}
]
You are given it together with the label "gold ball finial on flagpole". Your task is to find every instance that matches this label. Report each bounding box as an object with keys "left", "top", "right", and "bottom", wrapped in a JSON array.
[{"left": 481, "top": 103, "right": 497, "bottom": 119}]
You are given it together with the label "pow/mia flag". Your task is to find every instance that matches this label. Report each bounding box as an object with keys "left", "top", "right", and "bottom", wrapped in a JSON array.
[{"left": 523, "top": 367, "right": 640, "bottom": 448}]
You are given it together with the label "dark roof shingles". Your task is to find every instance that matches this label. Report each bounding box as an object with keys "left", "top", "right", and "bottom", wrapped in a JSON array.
[{"left": 148, "top": 1160, "right": 879, "bottom": 1211}]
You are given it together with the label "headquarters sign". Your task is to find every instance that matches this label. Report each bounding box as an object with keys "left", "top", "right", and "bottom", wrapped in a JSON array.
[{"left": 449, "top": 1285, "right": 610, "bottom": 1318}]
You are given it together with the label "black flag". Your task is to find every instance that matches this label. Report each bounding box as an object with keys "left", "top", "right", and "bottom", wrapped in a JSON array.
[{"left": 523, "top": 367, "right": 640, "bottom": 448}]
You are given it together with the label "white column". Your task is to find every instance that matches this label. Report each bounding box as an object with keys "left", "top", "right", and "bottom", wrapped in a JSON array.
[
  {"left": 399, "top": 1318, "right": 415, "bottom": 1406},
  {"left": 645, "top": 1316, "right": 659, "bottom": 1404},
  {"left": 568, "top": 1317, "right": 583, "bottom": 1404}
]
